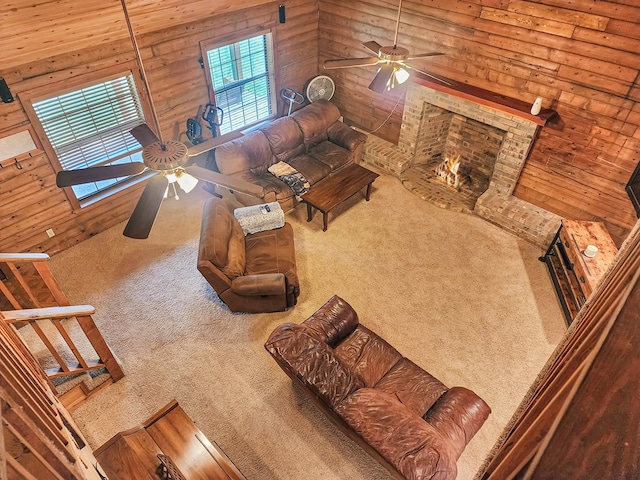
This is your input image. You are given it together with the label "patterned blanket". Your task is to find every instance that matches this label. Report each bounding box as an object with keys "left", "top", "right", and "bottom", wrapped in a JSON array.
[{"left": 268, "top": 161, "right": 310, "bottom": 198}]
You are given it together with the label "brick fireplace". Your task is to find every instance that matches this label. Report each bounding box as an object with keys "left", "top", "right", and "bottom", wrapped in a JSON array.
[
  {"left": 401, "top": 106, "right": 506, "bottom": 213},
  {"left": 360, "top": 79, "right": 561, "bottom": 248}
]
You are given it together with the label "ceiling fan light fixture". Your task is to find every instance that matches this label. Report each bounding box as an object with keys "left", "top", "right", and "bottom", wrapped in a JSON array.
[
  {"left": 368, "top": 64, "right": 395, "bottom": 94},
  {"left": 394, "top": 66, "right": 410, "bottom": 85},
  {"left": 176, "top": 171, "right": 198, "bottom": 193}
]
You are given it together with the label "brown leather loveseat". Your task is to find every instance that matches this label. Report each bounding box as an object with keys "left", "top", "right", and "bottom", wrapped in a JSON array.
[
  {"left": 215, "top": 100, "right": 367, "bottom": 211},
  {"left": 197, "top": 197, "right": 299, "bottom": 313},
  {"left": 265, "top": 295, "right": 491, "bottom": 480}
]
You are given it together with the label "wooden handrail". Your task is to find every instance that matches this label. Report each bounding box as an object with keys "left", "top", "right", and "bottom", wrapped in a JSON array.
[
  {"left": 2, "top": 305, "right": 96, "bottom": 323},
  {"left": 0, "top": 253, "right": 50, "bottom": 262}
]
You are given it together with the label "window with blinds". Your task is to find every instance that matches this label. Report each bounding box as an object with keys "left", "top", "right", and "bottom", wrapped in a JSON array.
[
  {"left": 32, "top": 74, "right": 146, "bottom": 200},
  {"left": 203, "top": 32, "right": 276, "bottom": 134}
]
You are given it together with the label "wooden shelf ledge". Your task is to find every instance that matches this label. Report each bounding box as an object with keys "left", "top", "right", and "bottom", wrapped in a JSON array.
[{"left": 411, "top": 73, "right": 557, "bottom": 126}]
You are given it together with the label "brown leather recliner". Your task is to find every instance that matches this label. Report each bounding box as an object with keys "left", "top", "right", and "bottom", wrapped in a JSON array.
[
  {"left": 197, "top": 197, "right": 299, "bottom": 313},
  {"left": 265, "top": 295, "right": 491, "bottom": 480}
]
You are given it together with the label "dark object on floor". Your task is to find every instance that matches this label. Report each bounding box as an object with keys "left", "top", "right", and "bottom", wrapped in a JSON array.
[
  {"left": 198, "top": 197, "right": 299, "bottom": 313},
  {"left": 265, "top": 295, "right": 491, "bottom": 480}
]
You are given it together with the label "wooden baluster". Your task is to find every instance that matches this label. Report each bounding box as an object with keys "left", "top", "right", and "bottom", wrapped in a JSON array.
[
  {"left": 33, "top": 260, "right": 70, "bottom": 307},
  {"left": 0, "top": 276, "right": 23, "bottom": 309},
  {"left": 6, "top": 263, "right": 41, "bottom": 308},
  {"left": 75, "top": 315, "right": 124, "bottom": 382}
]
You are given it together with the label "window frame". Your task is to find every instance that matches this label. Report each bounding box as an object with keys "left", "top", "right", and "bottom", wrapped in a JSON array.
[
  {"left": 21, "top": 62, "right": 157, "bottom": 211},
  {"left": 200, "top": 25, "right": 279, "bottom": 135}
]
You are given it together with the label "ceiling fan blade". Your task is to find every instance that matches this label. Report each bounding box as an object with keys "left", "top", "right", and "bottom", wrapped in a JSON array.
[
  {"left": 363, "top": 41, "right": 382, "bottom": 54},
  {"left": 368, "top": 64, "right": 395, "bottom": 93},
  {"left": 129, "top": 124, "right": 160, "bottom": 147},
  {"left": 56, "top": 163, "right": 146, "bottom": 187},
  {"left": 324, "top": 57, "right": 381, "bottom": 69},
  {"left": 184, "top": 165, "right": 265, "bottom": 198},
  {"left": 402, "top": 62, "right": 452, "bottom": 86},
  {"left": 187, "top": 130, "right": 244, "bottom": 157},
  {"left": 123, "top": 175, "right": 168, "bottom": 239},
  {"left": 405, "top": 52, "right": 446, "bottom": 60}
]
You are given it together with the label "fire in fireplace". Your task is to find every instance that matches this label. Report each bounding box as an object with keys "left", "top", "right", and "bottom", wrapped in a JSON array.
[{"left": 434, "top": 153, "right": 471, "bottom": 191}]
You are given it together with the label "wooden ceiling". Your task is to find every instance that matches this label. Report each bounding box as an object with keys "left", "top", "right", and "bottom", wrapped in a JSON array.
[{"left": 3, "top": 0, "right": 275, "bottom": 70}]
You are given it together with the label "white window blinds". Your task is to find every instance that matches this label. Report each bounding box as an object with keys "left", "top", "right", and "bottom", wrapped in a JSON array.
[
  {"left": 205, "top": 33, "right": 274, "bottom": 133},
  {"left": 32, "top": 74, "right": 146, "bottom": 200}
]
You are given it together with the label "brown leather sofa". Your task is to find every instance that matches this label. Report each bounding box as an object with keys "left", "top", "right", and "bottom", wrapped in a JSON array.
[
  {"left": 214, "top": 100, "right": 367, "bottom": 211},
  {"left": 265, "top": 295, "right": 491, "bottom": 480},
  {"left": 197, "top": 197, "right": 299, "bottom": 313}
]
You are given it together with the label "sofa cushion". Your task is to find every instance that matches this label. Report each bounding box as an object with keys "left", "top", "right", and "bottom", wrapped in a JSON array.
[
  {"left": 260, "top": 116, "right": 305, "bottom": 163},
  {"left": 215, "top": 130, "right": 275, "bottom": 175},
  {"left": 288, "top": 154, "right": 331, "bottom": 185},
  {"left": 375, "top": 358, "right": 449, "bottom": 416},
  {"left": 245, "top": 226, "right": 297, "bottom": 284},
  {"left": 291, "top": 100, "right": 341, "bottom": 149},
  {"left": 308, "top": 140, "right": 353, "bottom": 172},
  {"left": 334, "top": 325, "right": 403, "bottom": 388},
  {"left": 335, "top": 388, "right": 459, "bottom": 480}
]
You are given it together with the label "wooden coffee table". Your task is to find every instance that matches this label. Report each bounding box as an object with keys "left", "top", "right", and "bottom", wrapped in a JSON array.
[{"left": 301, "top": 163, "right": 379, "bottom": 231}]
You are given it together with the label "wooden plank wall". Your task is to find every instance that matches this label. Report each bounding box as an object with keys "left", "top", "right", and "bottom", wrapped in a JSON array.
[
  {"left": 319, "top": 0, "right": 640, "bottom": 244},
  {"left": 0, "top": 0, "right": 318, "bottom": 255}
]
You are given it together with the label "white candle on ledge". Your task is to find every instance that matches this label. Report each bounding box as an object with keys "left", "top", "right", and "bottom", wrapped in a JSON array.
[{"left": 531, "top": 96, "right": 543, "bottom": 115}]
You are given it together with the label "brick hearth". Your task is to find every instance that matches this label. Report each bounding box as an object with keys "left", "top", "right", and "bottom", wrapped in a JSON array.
[{"left": 359, "top": 82, "right": 561, "bottom": 248}]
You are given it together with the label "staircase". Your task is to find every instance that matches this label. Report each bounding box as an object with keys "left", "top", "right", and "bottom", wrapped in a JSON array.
[{"left": 0, "top": 253, "right": 124, "bottom": 409}]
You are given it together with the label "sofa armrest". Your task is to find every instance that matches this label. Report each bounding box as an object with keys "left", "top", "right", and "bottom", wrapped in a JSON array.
[
  {"left": 423, "top": 386, "right": 491, "bottom": 460},
  {"left": 265, "top": 324, "right": 364, "bottom": 407},
  {"left": 302, "top": 295, "right": 359, "bottom": 347},
  {"left": 231, "top": 273, "right": 286, "bottom": 296},
  {"left": 327, "top": 122, "right": 367, "bottom": 152},
  {"left": 336, "top": 388, "right": 459, "bottom": 480}
]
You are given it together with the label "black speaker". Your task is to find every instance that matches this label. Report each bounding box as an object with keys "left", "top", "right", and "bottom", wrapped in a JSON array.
[
  {"left": 0, "top": 77, "right": 13, "bottom": 103},
  {"left": 279, "top": 4, "right": 286, "bottom": 24}
]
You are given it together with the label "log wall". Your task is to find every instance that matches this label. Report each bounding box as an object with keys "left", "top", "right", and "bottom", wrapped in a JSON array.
[
  {"left": 0, "top": 0, "right": 317, "bottom": 254},
  {"left": 2, "top": 0, "right": 637, "bottom": 253},
  {"left": 319, "top": 0, "right": 640, "bottom": 244}
]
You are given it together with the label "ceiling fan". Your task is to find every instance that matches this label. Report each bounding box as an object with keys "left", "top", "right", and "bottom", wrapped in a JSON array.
[
  {"left": 323, "top": 0, "right": 448, "bottom": 93},
  {"left": 55, "top": 0, "right": 255, "bottom": 239}
]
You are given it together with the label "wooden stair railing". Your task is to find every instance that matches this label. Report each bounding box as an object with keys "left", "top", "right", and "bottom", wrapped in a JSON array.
[
  {"left": 0, "top": 310, "right": 104, "bottom": 479},
  {"left": 0, "top": 253, "right": 124, "bottom": 409}
]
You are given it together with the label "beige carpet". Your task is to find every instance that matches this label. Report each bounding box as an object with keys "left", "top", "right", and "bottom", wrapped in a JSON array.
[{"left": 49, "top": 169, "right": 566, "bottom": 479}]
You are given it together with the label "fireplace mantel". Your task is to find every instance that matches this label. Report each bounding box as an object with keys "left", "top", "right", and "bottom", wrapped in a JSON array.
[{"left": 411, "top": 73, "right": 556, "bottom": 127}]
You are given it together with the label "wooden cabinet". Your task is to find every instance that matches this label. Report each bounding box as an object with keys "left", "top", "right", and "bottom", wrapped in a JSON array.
[
  {"left": 541, "top": 220, "right": 618, "bottom": 325},
  {"left": 94, "top": 400, "right": 246, "bottom": 480}
]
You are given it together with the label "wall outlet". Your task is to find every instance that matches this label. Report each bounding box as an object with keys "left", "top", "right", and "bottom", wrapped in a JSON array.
[{"left": 46, "top": 228, "right": 55, "bottom": 238}]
